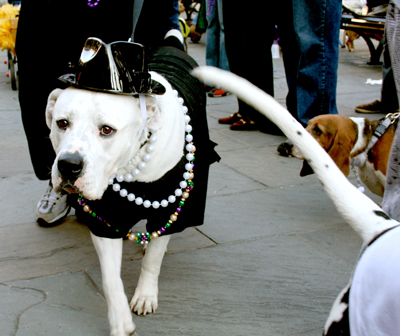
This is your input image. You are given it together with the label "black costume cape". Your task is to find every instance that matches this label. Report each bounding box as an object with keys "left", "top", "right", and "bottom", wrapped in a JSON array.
[{"left": 71, "top": 47, "right": 220, "bottom": 239}]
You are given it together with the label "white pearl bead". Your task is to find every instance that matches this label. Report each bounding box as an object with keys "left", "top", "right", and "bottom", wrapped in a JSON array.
[
  {"left": 111, "top": 174, "right": 116, "bottom": 179},
  {"left": 170, "top": 214, "right": 177, "bottom": 221},
  {"left": 185, "top": 124, "right": 192, "bottom": 132},
  {"left": 143, "top": 154, "right": 151, "bottom": 162},
  {"left": 182, "top": 106, "right": 188, "bottom": 113},
  {"left": 186, "top": 153, "right": 194, "bottom": 161},
  {"left": 138, "top": 162, "right": 146, "bottom": 170},
  {"left": 186, "top": 134, "right": 193, "bottom": 142},
  {"left": 186, "top": 144, "right": 194, "bottom": 152},
  {"left": 150, "top": 135, "right": 157, "bottom": 143},
  {"left": 183, "top": 172, "right": 191, "bottom": 180},
  {"left": 135, "top": 197, "right": 143, "bottom": 205},
  {"left": 175, "top": 188, "right": 183, "bottom": 196},
  {"left": 108, "top": 178, "right": 114, "bottom": 185},
  {"left": 143, "top": 200, "right": 151, "bottom": 208},
  {"left": 127, "top": 193, "right": 135, "bottom": 202},
  {"left": 182, "top": 192, "right": 189, "bottom": 198},
  {"left": 184, "top": 115, "right": 191, "bottom": 123},
  {"left": 168, "top": 195, "right": 176, "bottom": 203},
  {"left": 128, "top": 234, "right": 135, "bottom": 241},
  {"left": 147, "top": 145, "right": 155, "bottom": 153},
  {"left": 180, "top": 181, "right": 187, "bottom": 188},
  {"left": 83, "top": 205, "right": 90, "bottom": 212},
  {"left": 132, "top": 169, "right": 140, "bottom": 176},
  {"left": 185, "top": 163, "right": 193, "bottom": 171},
  {"left": 152, "top": 231, "right": 159, "bottom": 238},
  {"left": 173, "top": 90, "right": 178, "bottom": 96},
  {"left": 152, "top": 201, "right": 160, "bottom": 209},
  {"left": 116, "top": 174, "right": 124, "bottom": 182},
  {"left": 113, "top": 183, "right": 121, "bottom": 191},
  {"left": 120, "top": 189, "right": 128, "bottom": 197},
  {"left": 124, "top": 173, "right": 133, "bottom": 182},
  {"left": 190, "top": 173, "right": 194, "bottom": 179},
  {"left": 161, "top": 199, "right": 168, "bottom": 207},
  {"left": 178, "top": 97, "right": 184, "bottom": 104}
]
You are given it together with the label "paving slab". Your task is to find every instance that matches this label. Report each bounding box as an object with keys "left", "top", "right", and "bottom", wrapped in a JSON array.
[{"left": 0, "top": 32, "right": 390, "bottom": 336}]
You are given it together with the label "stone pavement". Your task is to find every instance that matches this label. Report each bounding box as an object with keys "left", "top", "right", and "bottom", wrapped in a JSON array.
[{"left": 0, "top": 34, "right": 385, "bottom": 336}]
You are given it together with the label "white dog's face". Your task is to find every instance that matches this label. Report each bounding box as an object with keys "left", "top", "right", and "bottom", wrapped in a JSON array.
[{"left": 46, "top": 87, "right": 161, "bottom": 200}]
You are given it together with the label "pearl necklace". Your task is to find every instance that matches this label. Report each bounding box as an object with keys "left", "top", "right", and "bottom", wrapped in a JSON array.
[
  {"left": 77, "top": 90, "right": 195, "bottom": 244},
  {"left": 108, "top": 90, "right": 194, "bottom": 209}
]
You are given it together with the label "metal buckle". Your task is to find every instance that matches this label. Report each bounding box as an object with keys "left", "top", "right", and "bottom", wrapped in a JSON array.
[{"left": 385, "top": 112, "right": 400, "bottom": 124}]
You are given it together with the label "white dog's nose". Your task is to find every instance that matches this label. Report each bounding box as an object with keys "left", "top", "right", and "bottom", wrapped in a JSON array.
[{"left": 58, "top": 152, "right": 84, "bottom": 180}]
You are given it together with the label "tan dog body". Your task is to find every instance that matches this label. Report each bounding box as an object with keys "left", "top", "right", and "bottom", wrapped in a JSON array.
[{"left": 292, "top": 114, "right": 396, "bottom": 197}]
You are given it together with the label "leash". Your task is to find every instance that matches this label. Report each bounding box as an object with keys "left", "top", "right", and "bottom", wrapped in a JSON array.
[
  {"left": 364, "top": 112, "right": 399, "bottom": 154},
  {"left": 351, "top": 112, "right": 399, "bottom": 192}
]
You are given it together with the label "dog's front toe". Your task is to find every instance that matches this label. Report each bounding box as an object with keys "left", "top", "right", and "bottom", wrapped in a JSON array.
[{"left": 130, "top": 292, "right": 158, "bottom": 316}]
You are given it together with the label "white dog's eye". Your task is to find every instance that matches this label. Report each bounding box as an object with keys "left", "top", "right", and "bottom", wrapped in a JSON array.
[
  {"left": 57, "top": 119, "right": 69, "bottom": 130},
  {"left": 100, "top": 125, "right": 115, "bottom": 136}
]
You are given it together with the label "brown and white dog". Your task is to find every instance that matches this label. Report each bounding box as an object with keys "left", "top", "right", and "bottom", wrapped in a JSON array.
[{"left": 291, "top": 114, "right": 397, "bottom": 197}]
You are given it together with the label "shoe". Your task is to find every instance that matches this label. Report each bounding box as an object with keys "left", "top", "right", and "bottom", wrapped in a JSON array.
[
  {"left": 208, "top": 87, "right": 231, "bottom": 98},
  {"left": 36, "top": 184, "right": 71, "bottom": 227},
  {"left": 355, "top": 100, "right": 399, "bottom": 114},
  {"left": 230, "top": 118, "right": 259, "bottom": 131},
  {"left": 218, "top": 112, "right": 242, "bottom": 125},
  {"left": 277, "top": 140, "right": 293, "bottom": 157}
]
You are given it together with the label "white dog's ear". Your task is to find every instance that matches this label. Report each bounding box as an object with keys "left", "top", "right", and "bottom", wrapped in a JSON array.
[
  {"left": 46, "top": 89, "right": 64, "bottom": 129},
  {"left": 145, "top": 96, "right": 163, "bottom": 131}
]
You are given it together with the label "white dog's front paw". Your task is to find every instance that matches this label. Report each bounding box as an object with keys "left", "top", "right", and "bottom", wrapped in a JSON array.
[
  {"left": 130, "top": 285, "right": 158, "bottom": 315},
  {"left": 109, "top": 309, "right": 136, "bottom": 336}
]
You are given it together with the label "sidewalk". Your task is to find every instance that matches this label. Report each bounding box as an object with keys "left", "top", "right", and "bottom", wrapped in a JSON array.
[{"left": 0, "top": 35, "right": 384, "bottom": 336}]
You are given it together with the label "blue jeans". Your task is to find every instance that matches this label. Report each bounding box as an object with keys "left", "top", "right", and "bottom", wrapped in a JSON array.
[
  {"left": 278, "top": 0, "right": 341, "bottom": 126},
  {"left": 205, "top": 0, "right": 229, "bottom": 71}
]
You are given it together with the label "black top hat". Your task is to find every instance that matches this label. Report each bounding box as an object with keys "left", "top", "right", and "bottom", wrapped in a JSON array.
[{"left": 59, "top": 38, "right": 166, "bottom": 96}]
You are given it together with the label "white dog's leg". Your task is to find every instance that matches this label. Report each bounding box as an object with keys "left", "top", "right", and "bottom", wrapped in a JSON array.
[
  {"left": 130, "top": 234, "right": 171, "bottom": 315},
  {"left": 91, "top": 233, "right": 135, "bottom": 336}
]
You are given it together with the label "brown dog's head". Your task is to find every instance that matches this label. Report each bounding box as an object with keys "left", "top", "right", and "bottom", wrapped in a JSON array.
[{"left": 292, "top": 115, "right": 360, "bottom": 177}]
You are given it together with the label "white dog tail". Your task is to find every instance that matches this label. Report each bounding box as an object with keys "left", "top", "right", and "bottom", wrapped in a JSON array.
[{"left": 192, "top": 66, "right": 399, "bottom": 244}]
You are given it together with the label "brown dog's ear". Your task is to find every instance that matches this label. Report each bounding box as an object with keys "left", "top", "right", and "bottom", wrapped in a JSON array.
[
  {"left": 327, "top": 128, "right": 353, "bottom": 177},
  {"left": 300, "top": 160, "right": 314, "bottom": 176}
]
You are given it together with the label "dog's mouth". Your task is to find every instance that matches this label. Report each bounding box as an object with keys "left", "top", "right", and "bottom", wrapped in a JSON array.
[{"left": 57, "top": 181, "right": 80, "bottom": 195}]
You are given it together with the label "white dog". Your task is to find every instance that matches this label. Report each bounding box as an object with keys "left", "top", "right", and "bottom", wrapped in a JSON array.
[
  {"left": 46, "top": 73, "right": 181, "bottom": 335},
  {"left": 45, "top": 38, "right": 218, "bottom": 335},
  {"left": 192, "top": 66, "right": 400, "bottom": 335}
]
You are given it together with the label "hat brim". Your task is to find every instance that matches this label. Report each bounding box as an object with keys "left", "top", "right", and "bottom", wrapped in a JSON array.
[{"left": 59, "top": 74, "right": 166, "bottom": 96}]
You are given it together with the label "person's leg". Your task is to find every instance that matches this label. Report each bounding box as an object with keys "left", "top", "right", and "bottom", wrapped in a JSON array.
[
  {"left": 222, "top": 1, "right": 279, "bottom": 132},
  {"left": 216, "top": 0, "right": 229, "bottom": 71},
  {"left": 16, "top": 4, "right": 71, "bottom": 226},
  {"left": 382, "top": 2, "right": 400, "bottom": 220},
  {"left": 205, "top": 0, "right": 219, "bottom": 68},
  {"left": 293, "top": 0, "right": 340, "bottom": 125},
  {"left": 381, "top": 32, "right": 400, "bottom": 111},
  {"left": 279, "top": 0, "right": 340, "bottom": 126}
]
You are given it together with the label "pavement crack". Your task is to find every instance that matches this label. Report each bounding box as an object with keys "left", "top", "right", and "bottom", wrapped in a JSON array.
[
  {"left": 0, "top": 245, "right": 77, "bottom": 263},
  {"left": 0, "top": 283, "right": 47, "bottom": 335}
]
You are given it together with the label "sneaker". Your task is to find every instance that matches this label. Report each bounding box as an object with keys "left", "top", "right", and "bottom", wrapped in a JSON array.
[
  {"left": 277, "top": 140, "right": 293, "bottom": 157},
  {"left": 355, "top": 100, "right": 399, "bottom": 114},
  {"left": 36, "top": 184, "right": 71, "bottom": 227},
  {"left": 208, "top": 87, "right": 231, "bottom": 98}
]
